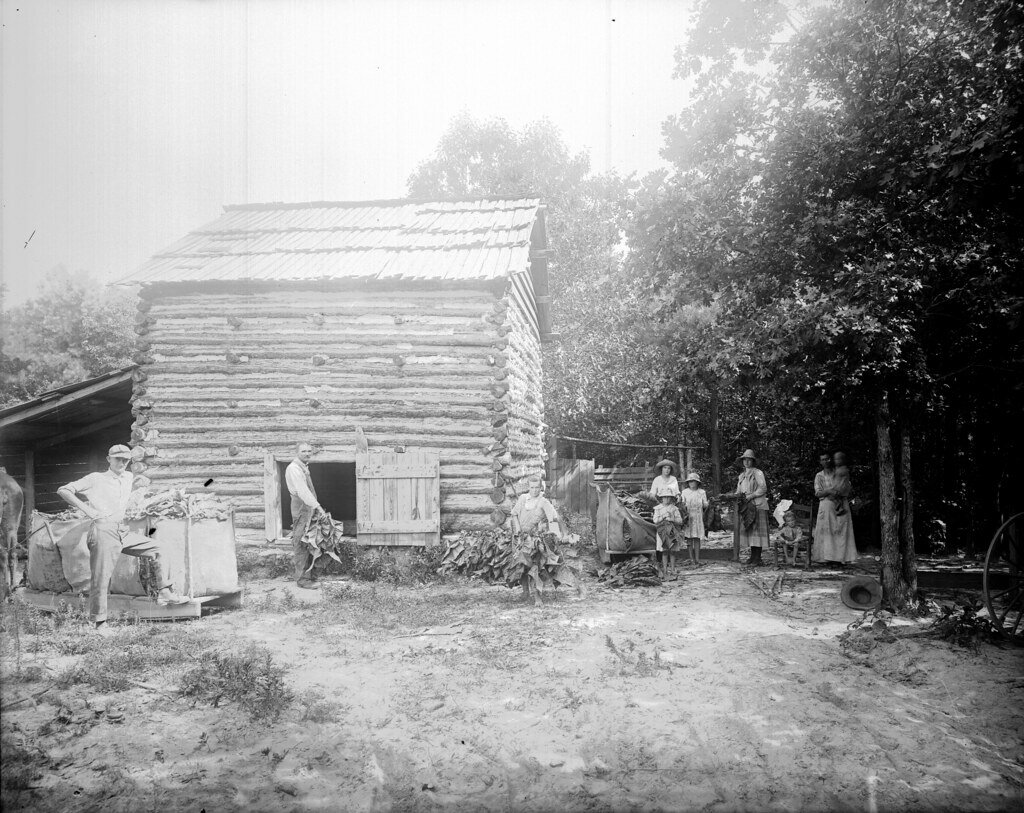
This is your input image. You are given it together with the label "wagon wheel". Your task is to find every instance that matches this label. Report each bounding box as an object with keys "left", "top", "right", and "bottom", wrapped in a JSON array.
[{"left": 983, "top": 512, "right": 1024, "bottom": 641}]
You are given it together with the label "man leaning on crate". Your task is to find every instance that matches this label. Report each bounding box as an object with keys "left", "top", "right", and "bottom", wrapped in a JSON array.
[{"left": 57, "top": 444, "right": 189, "bottom": 632}]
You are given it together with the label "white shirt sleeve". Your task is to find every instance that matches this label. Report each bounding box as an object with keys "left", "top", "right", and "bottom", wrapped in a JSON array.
[{"left": 285, "top": 462, "right": 319, "bottom": 508}]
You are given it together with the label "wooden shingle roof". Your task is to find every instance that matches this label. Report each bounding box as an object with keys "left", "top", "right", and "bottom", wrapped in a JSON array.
[{"left": 119, "top": 198, "right": 544, "bottom": 285}]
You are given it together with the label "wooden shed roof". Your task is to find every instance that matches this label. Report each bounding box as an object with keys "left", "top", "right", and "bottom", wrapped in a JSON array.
[{"left": 118, "top": 198, "right": 545, "bottom": 285}]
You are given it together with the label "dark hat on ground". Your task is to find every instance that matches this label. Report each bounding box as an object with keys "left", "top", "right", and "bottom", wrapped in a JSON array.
[
  {"left": 841, "top": 575, "right": 883, "bottom": 610},
  {"left": 654, "top": 459, "right": 679, "bottom": 476}
]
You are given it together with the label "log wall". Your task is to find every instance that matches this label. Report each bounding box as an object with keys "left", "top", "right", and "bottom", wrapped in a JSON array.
[
  {"left": 130, "top": 281, "right": 534, "bottom": 535},
  {"left": 500, "top": 272, "right": 546, "bottom": 506}
]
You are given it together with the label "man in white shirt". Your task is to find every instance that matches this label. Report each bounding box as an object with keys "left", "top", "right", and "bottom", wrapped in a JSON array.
[
  {"left": 58, "top": 444, "right": 188, "bottom": 629},
  {"left": 285, "top": 442, "right": 322, "bottom": 590}
]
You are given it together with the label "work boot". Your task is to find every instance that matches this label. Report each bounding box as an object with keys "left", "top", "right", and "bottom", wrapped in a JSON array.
[
  {"left": 156, "top": 588, "right": 191, "bottom": 606},
  {"left": 296, "top": 580, "right": 321, "bottom": 590},
  {"left": 745, "top": 546, "right": 763, "bottom": 566}
]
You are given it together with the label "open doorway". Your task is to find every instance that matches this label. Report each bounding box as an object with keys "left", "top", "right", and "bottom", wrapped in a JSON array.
[{"left": 278, "top": 461, "right": 357, "bottom": 535}]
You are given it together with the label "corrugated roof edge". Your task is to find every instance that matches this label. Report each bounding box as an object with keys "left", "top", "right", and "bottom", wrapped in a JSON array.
[
  {"left": 221, "top": 196, "right": 541, "bottom": 212},
  {"left": 0, "top": 365, "right": 136, "bottom": 421}
]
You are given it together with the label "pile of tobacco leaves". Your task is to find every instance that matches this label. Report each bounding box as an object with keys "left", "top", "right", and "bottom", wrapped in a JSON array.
[
  {"left": 597, "top": 557, "right": 662, "bottom": 587},
  {"left": 439, "top": 529, "right": 580, "bottom": 593},
  {"left": 124, "top": 488, "right": 231, "bottom": 522},
  {"left": 616, "top": 489, "right": 654, "bottom": 522}
]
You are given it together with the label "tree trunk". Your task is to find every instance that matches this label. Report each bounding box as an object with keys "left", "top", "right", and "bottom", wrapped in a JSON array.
[
  {"left": 877, "top": 392, "right": 916, "bottom": 610},
  {"left": 709, "top": 385, "right": 723, "bottom": 531},
  {"left": 898, "top": 422, "right": 918, "bottom": 597}
]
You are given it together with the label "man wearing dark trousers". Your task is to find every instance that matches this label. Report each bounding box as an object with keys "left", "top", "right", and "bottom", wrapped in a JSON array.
[{"left": 285, "top": 442, "right": 322, "bottom": 590}]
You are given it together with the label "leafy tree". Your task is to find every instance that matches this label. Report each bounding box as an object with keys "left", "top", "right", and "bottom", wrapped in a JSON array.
[
  {"left": 1, "top": 267, "right": 137, "bottom": 406},
  {"left": 633, "top": 0, "right": 1024, "bottom": 607},
  {"left": 409, "top": 114, "right": 653, "bottom": 448}
]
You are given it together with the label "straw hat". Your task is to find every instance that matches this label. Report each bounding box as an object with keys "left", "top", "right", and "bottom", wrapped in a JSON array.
[
  {"left": 683, "top": 472, "right": 701, "bottom": 484},
  {"left": 654, "top": 459, "right": 678, "bottom": 476},
  {"left": 739, "top": 449, "right": 757, "bottom": 462},
  {"left": 840, "top": 575, "right": 883, "bottom": 610}
]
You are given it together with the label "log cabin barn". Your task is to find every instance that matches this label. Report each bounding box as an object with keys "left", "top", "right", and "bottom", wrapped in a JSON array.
[{"left": 117, "top": 198, "right": 555, "bottom": 546}]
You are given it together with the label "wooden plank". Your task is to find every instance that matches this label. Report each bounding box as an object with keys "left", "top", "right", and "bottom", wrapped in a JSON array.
[
  {"left": 358, "top": 519, "right": 440, "bottom": 533},
  {"left": 263, "top": 452, "right": 282, "bottom": 542},
  {"left": 23, "top": 450, "right": 34, "bottom": 543},
  {"left": 19, "top": 589, "right": 202, "bottom": 620},
  {"left": 356, "top": 465, "right": 438, "bottom": 479}
]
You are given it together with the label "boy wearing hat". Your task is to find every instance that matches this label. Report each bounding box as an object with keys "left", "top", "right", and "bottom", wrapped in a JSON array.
[
  {"left": 58, "top": 444, "right": 189, "bottom": 630},
  {"left": 679, "top": 473, "right": 709, "bottom": 566},
  {"left": 652, "top": 492, "right": 684, "bottom": 578}
]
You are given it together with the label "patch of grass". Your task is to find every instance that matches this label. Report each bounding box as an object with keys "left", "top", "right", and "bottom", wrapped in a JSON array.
[
  {"left": 0, "top": 732, "right": 50, "bottom": 803},
  {"left": 236, "top": 548, "right": 294, "bottom": 581},
  {"left": 297, "top": 688, "right": 346, "bottom": 723},
  {"left": 310, "top": 583, "right": 486, "bottom": 634},
  {"left": 54, "top": 626, "right": 214, "bottom": 691},
  {"left": 8, "top": 664, "right": 47, "bottom": 683},
  {"left": 179, "top": 645, "right": 293, "bottom": 722}
]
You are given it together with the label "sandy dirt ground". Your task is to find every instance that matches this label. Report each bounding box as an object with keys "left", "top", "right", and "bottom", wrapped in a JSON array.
[{"left": 2, "top": 561, "right": 1023, "bottom": 812}]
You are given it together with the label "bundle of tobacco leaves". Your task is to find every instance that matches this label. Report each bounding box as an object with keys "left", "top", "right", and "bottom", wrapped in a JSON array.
[
  {"left": 597, "top": 557, "right": 663, "bottom": 588},
  {"left": 616, "top": 489, "right": 654, "bottom": 522},
  {"left": 39, "top": 507, "right": 88, "bottom": 522},
  {"left": 439, "top": 529, "right": 580, "bottom": 592},
  {"left": 124, "top": 488, "right": 231, "bottom": 522},
  {"left": 299, "top": 508, "right": 345, "bottom": 570}
]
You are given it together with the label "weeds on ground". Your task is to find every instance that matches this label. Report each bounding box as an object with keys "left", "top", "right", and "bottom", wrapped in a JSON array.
[
  {"left": 52, "top": 626, "right": 215, "bottom": 692},
  {"left": 179, "top": 645, "right": 293, "bottom": 722},
  {"left": 236, "top": 549, "right": 293, "bottom": 581},
  {"left": 246, "top": 589, "right": 300, "bottom": 614},
  {"left": 561, "top": 511, "right": 596, "bottom": 550},
  {"left": 311, "top": 583, "right": 484, "bottom": 633},
  {"left": 0, "top": 732, "right": 51, "bottom": 804},
  {"left": 297, "top": 688, "right": 347, "bottom": 723},
  {"left": 603, "top": 635, "right": 678, "bottom": 677}
]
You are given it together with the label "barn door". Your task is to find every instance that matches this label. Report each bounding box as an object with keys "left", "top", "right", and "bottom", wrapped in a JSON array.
[{"left": 355, "top": 451, "right": 440, "bottom": 547}]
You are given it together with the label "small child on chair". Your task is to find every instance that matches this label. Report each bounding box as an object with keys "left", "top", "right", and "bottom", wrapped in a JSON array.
[
  {"left": 774, "top": 510, "right": 807, "bottom": 566},
  {"left": 653, "top": 494, "right": 685, "bottom": 577}
]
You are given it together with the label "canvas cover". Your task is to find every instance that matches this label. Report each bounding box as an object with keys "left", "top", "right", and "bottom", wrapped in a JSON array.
[{"left": 596, "top": 487, "right": 658, "bottom": 563}]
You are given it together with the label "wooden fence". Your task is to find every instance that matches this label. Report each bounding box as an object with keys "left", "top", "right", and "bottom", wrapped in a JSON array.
[{"left": 548, "top": 458, "right": 596, "bottom": 516}]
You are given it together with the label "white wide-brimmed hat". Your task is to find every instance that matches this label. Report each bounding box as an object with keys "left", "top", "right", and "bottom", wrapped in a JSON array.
[{"left": 683, "top": 472, "right": 701, "bottom": 484}]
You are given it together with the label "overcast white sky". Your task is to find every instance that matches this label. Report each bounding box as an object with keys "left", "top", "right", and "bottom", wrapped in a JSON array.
[{"left": 2, "top": 0, "right": 694, "bottom": 304}]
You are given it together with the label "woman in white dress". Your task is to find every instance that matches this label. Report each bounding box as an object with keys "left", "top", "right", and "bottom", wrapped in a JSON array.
[{"left": 812, "top": 452, "right": 858, "bottom": 565}]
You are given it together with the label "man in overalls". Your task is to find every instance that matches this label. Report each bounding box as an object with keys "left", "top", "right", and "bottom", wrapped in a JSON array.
[{"left": 285, "top": 442, "right": 322, "bottom": 590}]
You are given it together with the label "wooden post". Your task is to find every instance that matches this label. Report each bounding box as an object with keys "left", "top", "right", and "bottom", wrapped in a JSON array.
[
  {"left": 23, "top": 450, "right": 34, "bottom": 542},
  {"left": 710, "top": 387, "right": 722, "bottom": 498},
  {"left": 733, "top": 502, "right": 741, "bottom": 562},
  {"left": 685, "top": 448, "right": 694, "bottom": 476},
  {"left": 677, "top": 445, "right": 685, "bottom": 479}
]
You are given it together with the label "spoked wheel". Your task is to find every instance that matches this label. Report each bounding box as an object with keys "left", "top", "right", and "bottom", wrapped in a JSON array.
[{"left": 983, "top": 512, "right": 1024, "bottom": 642}]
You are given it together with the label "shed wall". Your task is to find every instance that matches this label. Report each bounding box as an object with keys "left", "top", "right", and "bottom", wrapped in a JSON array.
[{"left": 131, "top": 283, "right": 516, "bottom": 536}]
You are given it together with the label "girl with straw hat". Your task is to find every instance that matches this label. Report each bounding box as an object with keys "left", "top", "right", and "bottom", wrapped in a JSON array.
[
  {"left": 679, "top": 473, "right": 709, "bottom": 566},
  {"left": 649, "top": 458, "right": 681, "bottom": 503},
  {"left": 735, "top": 450, "right": 770, "bottom": 566}
]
